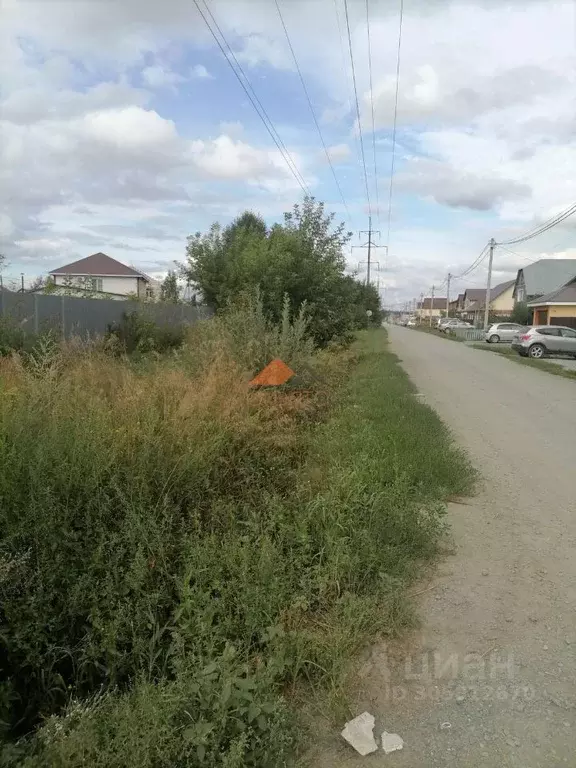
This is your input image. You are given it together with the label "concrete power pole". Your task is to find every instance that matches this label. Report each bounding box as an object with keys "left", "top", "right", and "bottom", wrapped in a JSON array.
[
  {"left": 419, "top": 292, "right": 424, "bottom": 323},
  {"left": 430, "top": 284, "right": 435, "bottom": 326},
  {"left": 483, "top": 238, "right": 495, "bottom": 330},
  {"left": 446, "top": 273, "right": 451, "bottom": 317}
]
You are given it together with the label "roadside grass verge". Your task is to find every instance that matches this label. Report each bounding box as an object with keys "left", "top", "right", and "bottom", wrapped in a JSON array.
[
  {"left": 0, "top": 324, "right": 474, "bottom": 767},
  {"left": 411, "top": 325, "right": 464, "bottom": 342},
  {"left": 471, "top": 342, "right": 576, "bottom": 381}
]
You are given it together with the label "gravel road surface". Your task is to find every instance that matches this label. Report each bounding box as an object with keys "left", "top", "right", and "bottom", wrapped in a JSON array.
[{"left": 311, "top": 326, "right": 576, "bottom": 767}]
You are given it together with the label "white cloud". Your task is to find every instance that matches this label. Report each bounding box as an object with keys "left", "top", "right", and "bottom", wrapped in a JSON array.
[
  {"left": 189, "top": 135, "right": 308, "bottom": 192},
  {"left": 219, "top": 120, "right": 243, "bottom": 137},
  {"left": 142, "top": 64, "right": 185, "bottom": 89},
  {"left": 325, "top": 143, "right": 351, "bottom": 163},
  {"left": 80, "top": 106, "right": 179, "bottom": 151},
  {"left": 1, "top": 0, "right": 575, "bottom": 299},
  {"left": 191, "top": 64, "right": 213, "bottom": 79}
]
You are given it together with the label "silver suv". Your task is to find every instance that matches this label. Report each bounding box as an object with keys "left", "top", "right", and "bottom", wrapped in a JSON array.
[
  {"left": 511, "top": 325, "right": 576, "bottom": 359},
  {"left": 485, "top": 322, "right": 526, "bottom": 343}
]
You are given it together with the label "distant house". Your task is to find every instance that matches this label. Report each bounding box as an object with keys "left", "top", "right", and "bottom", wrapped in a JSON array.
[
  {"left": 459, "top": 280, "right": 515, "bottom": 322},
  {"left": 513, "top": 259, "right": 576, "bottom": 304},
  {"left": 47, "top": 253, "right": 155, "bottom": 300},
  {"left": 489, "top": 280, "right": 515, "bottom": 315},
  {"left": 528, "top": 278, "right": 576, "bottom": 329},
  {"left": 417, "top": 297, "right": 447, "bottom": 321}
]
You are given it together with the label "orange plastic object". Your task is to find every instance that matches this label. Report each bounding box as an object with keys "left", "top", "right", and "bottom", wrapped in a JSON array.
[{"left": 249, "top": 358, "right": 295, "bottom": 387}]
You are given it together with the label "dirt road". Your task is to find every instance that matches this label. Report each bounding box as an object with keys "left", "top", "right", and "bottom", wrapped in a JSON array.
[{"left": 312, "top": 327, "right": 576, "bottom": 767}]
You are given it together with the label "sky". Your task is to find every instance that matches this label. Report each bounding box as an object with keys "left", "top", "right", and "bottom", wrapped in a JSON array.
[{"left": 1, "top": 0, "right": 575, "bottom": 306}]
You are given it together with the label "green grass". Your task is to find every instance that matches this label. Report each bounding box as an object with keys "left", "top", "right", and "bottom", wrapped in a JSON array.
[
  {"left": 471, "top": 342, "right": 576, "bottom": 380},
  {"left": 411, "top": 325, "right": 464, "bottom": 342},
  {"left": 0, "top": 326, "right": 474, "bottom": 767}
]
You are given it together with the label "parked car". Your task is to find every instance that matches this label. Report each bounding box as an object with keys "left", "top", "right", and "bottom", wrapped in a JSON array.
[
  {"left": 443, "top": 320, "right": 472, "bottom": 333},
  {"left": 511, "top": 325, "right": 576, "bottom": 359},
  {"left": 437, "top": 318, "right": 455, "bottom": 330},
  {"left": 484, "top": 322, "right": 526, "bottom": 343},
  {"left": 406, "top": 317, "right": 417, "bottom": 327}
]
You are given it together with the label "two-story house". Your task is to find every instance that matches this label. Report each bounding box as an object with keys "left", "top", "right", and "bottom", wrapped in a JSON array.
[{"left": 513, "top": 259, "right": 576, "bottom": 304}]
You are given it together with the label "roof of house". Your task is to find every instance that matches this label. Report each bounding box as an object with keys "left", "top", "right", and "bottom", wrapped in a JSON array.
[
  {"left": 49, "top": 252, "right": 148, "bottom": 279},
  {"left": 461, "top": 281, "right": 514, "bottom": 312},
  {"left": 419, "top": 298, "right": 448, "bottom": 309},
  {"left": 464, "top": 288, "right": 485, "bottom": 302},
  {"left": 528, "top": 278, "right": 576, "bottom": 306},
  {"left": 514, "top": 259, "right": 576, "bottom": 299},
  {"left": 490, "top": 279, "right": 515, "bottom": 300}
]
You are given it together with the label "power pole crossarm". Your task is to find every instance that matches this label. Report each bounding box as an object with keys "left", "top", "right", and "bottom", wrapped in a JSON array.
[{"left": 483, "top": 239, "right": 495, "bottom": 330}]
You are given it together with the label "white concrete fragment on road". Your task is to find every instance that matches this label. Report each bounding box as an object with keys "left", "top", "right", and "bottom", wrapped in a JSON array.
[
  {"left": 381, "top": 731, "right": 404, "bottom": 754},
  {"left": 341, "top": 712, "right": 378, "bottom": 755}
]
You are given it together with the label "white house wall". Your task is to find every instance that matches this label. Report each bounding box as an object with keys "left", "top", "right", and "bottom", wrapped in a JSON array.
[{"left": 53, "top": 275, "right": 140, "bottom": 296}]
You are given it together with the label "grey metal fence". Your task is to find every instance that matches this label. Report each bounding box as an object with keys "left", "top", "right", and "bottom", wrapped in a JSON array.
[
  {"left": 0, "top": 292, "right": 210, "bottom": 339},
  {"left": 449, "top": 327, "right": 486, "bottom": 341}
]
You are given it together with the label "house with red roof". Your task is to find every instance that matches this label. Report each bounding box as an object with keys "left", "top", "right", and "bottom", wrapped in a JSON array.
[{"left": 48, "top": 252, "right": 156, "bottom": 299}]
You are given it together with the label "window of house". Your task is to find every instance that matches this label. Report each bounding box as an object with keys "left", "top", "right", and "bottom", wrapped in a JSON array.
[{"left": 88, "top": 277, "right": 103, "bottom": 292}]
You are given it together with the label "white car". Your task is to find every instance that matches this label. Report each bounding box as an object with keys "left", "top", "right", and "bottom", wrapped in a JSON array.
[{"left": 443, "top": 320, "right": 472, "bottom": 333}]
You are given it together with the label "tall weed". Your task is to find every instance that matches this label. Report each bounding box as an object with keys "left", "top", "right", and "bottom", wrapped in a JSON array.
[{"left": 0, "top": 327, "right": 473, "bottom": 766}]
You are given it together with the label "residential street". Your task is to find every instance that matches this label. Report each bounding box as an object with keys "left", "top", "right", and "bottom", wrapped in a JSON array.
[{"left": 313, "top": 327, "right": 576, "bottom": 767}]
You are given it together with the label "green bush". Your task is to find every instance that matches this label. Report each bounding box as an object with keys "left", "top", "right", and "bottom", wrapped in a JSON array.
[
  {"left": 106, "top": 311, "right": 185, "bottom": 354},
  {"left": 182, "top": 292, "right": 315, "bottom": 379},
  {"left": 0, "top": 328, "right": 473, "bottom": 766},
  {"left": 181, "top": 198, "right": 382, "bottom": 347},
  {"left": 0, "top": 319, "right": 36, "bottom": 356}
]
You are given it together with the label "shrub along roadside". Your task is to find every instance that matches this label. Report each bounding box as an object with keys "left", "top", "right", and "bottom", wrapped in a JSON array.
[{"left": 0, "top": 328, "right": 474, "bottom": 766}]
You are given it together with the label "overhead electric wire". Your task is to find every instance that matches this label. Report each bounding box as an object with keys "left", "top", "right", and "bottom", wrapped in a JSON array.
[
  {"left": 343, "top": 0, "right": 372, "bottom": 217},
  {"left": 274, "top": 0, "right": 351, "bottom": 222},
  {"left": 365, "top": 0, "right": 380, "bottom": 227},
  {"left": 193, "top": 0, "right": 310, "bottom": 195},
  {"left": 385, "top": 0, "right": 404, "bottom": 248},
  {"left": 496, "top": 244, "right": 534, "bottom": 262},
  {"left": 497, "top": 200, "right": 576, "bottom": 246},
  {"left": 453, "top": 242, "right": 490, "bottom": 280}
]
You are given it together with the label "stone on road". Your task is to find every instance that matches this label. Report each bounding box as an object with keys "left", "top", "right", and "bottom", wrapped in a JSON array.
[
  {"left": 341, "top": 712, "right": 378, "bottom": 756},
  {"left": 313, "top": 327, "right": 576, "bottom": 767}
]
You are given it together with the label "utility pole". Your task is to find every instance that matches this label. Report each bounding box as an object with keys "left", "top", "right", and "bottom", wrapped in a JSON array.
[
  {"left": 430, "top": 284, "right": 435, "bottom": 326},
  {"left": 483, "top": 238, "right": 495, "bottom": 330},
  {"left": 419, "top": 292, "right": 424, "bottom": 323},
  {"left": 446, "top": 273, "right": 451, "bottom": 317},
  {"left": 352, "top": 217, "right": 383, "bottom": 286}
]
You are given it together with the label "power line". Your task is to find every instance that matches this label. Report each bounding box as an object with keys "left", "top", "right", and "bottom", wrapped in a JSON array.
[
  {"left": 343, "top": 0, "right": 372, "bottom": 217},
  {"left": 193, "top": 0, "right": 309, "bottom": 195},
  {"left": 365, "top": 0, "right": 380, "bottom": 227},
  {"left": 496, "top": 244, "right": 534, "bottom": 262},
  {"left": 385, "top": 0, "right": 404, "bottom": 248},
  {"left": 497, "top": 200, "right": 576, "bottom": 246},
  {"left": 274, "top": 0, "right": 351, "bottom": 221},
  {"left": 453, "top": 243, "right": 491, "bottom": 279}
]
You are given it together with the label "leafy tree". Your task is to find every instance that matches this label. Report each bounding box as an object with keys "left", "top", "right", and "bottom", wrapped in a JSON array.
[
  {"left": 510, "top": 301, "right": 531, "bottom": 325},
  {"left": 160, "top": 270, "right": 180, "bottom": 304},
  {"left": 180, "top": 197, "right": 374, "bottom": 346}
]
